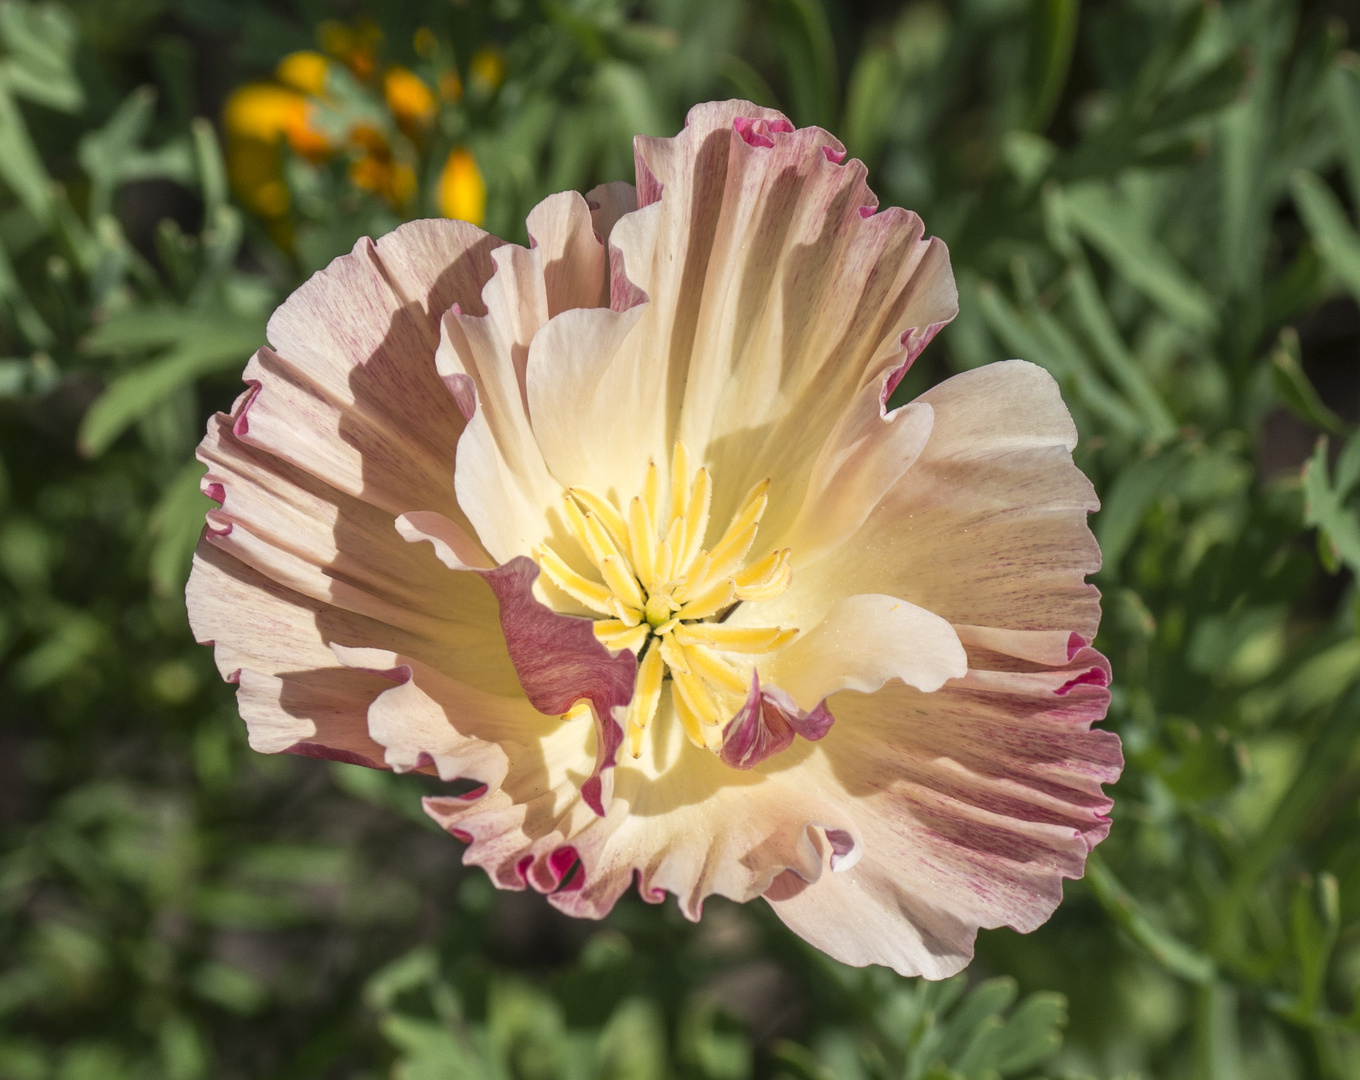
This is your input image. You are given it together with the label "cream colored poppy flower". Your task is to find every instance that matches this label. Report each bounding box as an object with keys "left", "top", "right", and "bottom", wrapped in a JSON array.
[{"left": 188, "top": 100, "right": 1120, "bottom": 978}]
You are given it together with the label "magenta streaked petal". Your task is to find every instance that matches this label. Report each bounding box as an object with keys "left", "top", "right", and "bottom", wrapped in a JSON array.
[{"left": 720, "top": 670, "right": 835, "bottom": 771}]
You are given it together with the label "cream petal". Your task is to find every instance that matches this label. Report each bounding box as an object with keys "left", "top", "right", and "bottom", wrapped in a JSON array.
[
  {"left": 331, "top": 644, "right": 530, "bottom": 789},
  {"left": 524, "top": 303, "right": 660, "bottom": 499},
  {"left": 766, "top": 645, "right": 1119, "bottom": 978},
  {"left": 395, "top": 511, "right": 495, "bottom": 570},
  {"left": 420, "top": 695, "right": 861, "bottom": 921},
  {"left": 619, "top": 100, "right": 957, "bottom": 540},
  {"left": 764, "top": 593, "right": 967, "bottom": 710},
  {"left": 442, "top": 191, "right": 617, "bottom": 561},
  {"left": 585, "top": 181, "right": 638, "bottom": 249},
  {"left": 781, "top": 381, "right": 934, "bottom": 563},
  {"left": 526, "top": 190, "right": 608, "bottom": 316},
  {"left": 765, "top": 360, "right": 1100, "bottom": 637}
]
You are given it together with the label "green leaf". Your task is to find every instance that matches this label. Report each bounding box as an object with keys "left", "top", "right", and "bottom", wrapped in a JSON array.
[
  {"left": 1291, "top": 168, "right": 1360, "bottom": 305},
  {"left": 1026, "top": 0, "right": 1080, "bottom": 133},
  {"left": 1330, "top": 58, "right": 1360, "bottom": 208},
  {"left": 769, "top": 0, "right": 838, "bottom": 129},
  {"left": 1094, "top": 447, "right": 1189, "bottom": 572},
  {"left": 1086, "top": 855, "right": 1217, "bottom": 985},
  {"left": 1303, "top": 435, "right": 1360, "bottom": 574},
  {"left": 1059, "top": 182, "right": 1219, "bottom": 333},
  {"left": 148, "top": 460, "right": 210, "bottom": 597},
  {"left": 0, "top": 0, "right": 81, "bottom": 112},
  {"left": 0, "top": 82, "right": 50, "bottom": 224},
  {"left": 1270, "top": 327, "right": 1350, "bottom": 436},
  {"left": 78, "top": 319, "right": 263, "bottom": 457}
]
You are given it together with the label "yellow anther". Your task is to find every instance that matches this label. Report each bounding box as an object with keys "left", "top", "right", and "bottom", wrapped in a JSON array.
[
  {"left": 569, "top": 487, "right": 631, "bottom": 558},
  {"left": 626, "top": 645, "right": 664, "bottom": 758},
  {"left": 717, "top": 480, "right": 769, "bottom": 550},
  {"left": 538, "top": 545, "right": 615, "bottom": 615},
  {"left": 677, "top": 578, "right": 735, "bottom": 622},
  {"left": 696, "top": 521, "right": 758, "bottom": 591},
  {"left": 580, "top": 511, "right": 628, "bottom": 572},
  {"left": 605, "top": 597, "right": 642, "bottom": 627},
  {"left": 672, "top": 661, "right": 722, "bottom": 727},
  {"left": 732, "top": 548, "right": 792, "bottom": 601},
  {"left": 670, "top": 681, "right": 708, "bottom": 748},
  {"left": 658, "top": 632, "right": 690, "bottom": 675},
  {"left": 669, "top": 441, "right": 691, "bottom": 526},
  {"left": 628, "top": 497, "right": 657, "bottom": 588},
  {"left": 673, "top": 623, "right": 798, "bottom": 653},
  {"left": 687, "top": 643, "right": 751, "bottom": 695},
  {"left": 679, "top": 466, "right": 712, "bottom": 572},
  {"left": 594, "top": 620, "right": 649, "bottom": 654},
  {"left": 600, "top": 554, "right": 646, "bottom": 611},
  {"left": 662, "top": 515, "right": 686, "bottom": 581}
]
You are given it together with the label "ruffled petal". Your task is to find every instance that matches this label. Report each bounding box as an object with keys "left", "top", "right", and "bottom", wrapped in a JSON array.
[
  {"left": 443, "top": 192, "right": 613, "bottom": 561},
  {"left": 619, "top": 100, "right": 957, "bottom": 538},
  {"left": 187, "top": 219, "right": 528, "bottom": 768},
  {"left": 719, "top": 672, "right": 835, "bottom": 770},
  {"left": 763, "top": 360, "right": 1100, "bottom": 638},
  {"left": 423, "top": 697, "right": 861, "bottom": 919},
  {"left": 765, "top": 640, "right": 1118, "bottom": 978}
]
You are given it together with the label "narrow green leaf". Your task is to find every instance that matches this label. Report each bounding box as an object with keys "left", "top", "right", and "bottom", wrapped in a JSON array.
[
  {"left": 1060, "top": 182, "right": 1219, "bottom": 332},
  {"left": 1026, "top": 0, "right": 1080, "bottom": 133},
  {"left": 148, "top": 459, "right": 211, "bottom": 597},
  {"left": 0, "top": 83, "right": 50, "bottom": 223},
  {"left": 1094, "top": 448, "right": 1186, "bottom": 572},
  {"left": 1330, "top": 57, "right": 1360, "bottom": 209},
  {"left": 1304, "top": 436, "right": 1360, "bottom": 574},
  {"left": 191, "top": 117, "right": 228, "bottom": 215},
  {"left": 769, "top": 0, "right": 838, "bottom": 129},
  {"left": 1086, "top": 855, "right": 1217, "bottom": 984},
  {"left": 1063, "top": 264, "right": 1177, "bottom": 442},
  {"left": 1270, "top": 328, "right": 1350, "bottom": 436},
  {"left": 1291, "top": 168, "right": 1360, "bottom": 304},
  {"left": 78, "top": 329, "right": 261, "bottom": 457}
]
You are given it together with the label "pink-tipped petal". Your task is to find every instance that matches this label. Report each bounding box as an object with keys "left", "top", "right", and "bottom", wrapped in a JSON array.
[{"left": 720, "top": 671, "right": 835, "bottom": 770}]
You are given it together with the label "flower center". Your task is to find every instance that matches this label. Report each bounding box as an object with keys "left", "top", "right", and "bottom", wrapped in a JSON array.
[{"left": 536, "top": 442, "right": 796, "bottom": 759}]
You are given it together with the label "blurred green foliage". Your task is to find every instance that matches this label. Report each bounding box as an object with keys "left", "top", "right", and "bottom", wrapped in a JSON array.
[{"left": 2, "top": 0, "right": 1360, "bottom": 1077}]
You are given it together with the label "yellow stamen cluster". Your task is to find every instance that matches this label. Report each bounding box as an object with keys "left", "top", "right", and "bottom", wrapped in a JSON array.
[{"left": 537, "top": 443, "right": 796, "bottom": 757}]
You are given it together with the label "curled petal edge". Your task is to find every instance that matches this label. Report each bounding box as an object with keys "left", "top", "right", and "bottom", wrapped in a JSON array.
[
  {"left": 398, "top": 514, "right": 636, "bottom": 815},
  {"left": 720, "top": 669, "right": 834, "bottom": 771}
]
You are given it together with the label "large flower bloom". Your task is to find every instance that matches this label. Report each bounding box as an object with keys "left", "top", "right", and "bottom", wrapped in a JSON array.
[{"left": 187, "top": 101, "right": 1121, "bottom": 978}]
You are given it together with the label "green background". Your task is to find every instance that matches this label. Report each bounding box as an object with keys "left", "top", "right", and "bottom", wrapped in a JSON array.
[{"left": 2, "top": 0, "right": 1359, "bottom": 1077}]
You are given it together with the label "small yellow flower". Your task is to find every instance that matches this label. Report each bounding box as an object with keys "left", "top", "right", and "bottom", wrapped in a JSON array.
[
  {"left": 469, "top": 47, "right": 505, "bottom": 92},
  {"left": 438, "top": 147, "right": 486, "bottom": 225},
  {"left": 384, "top": 66, "right": 436, "bottom": 127},
  {"left": 222, "top": 84, "right": 330, "bottom": 158},
  {"left": 276, "top": 50, "right": 328, "bottom": 96}
]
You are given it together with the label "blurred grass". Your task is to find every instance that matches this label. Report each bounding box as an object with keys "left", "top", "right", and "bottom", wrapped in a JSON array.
[{"left": 1, "top": 0, "right": 1360, "bottom": 1077}]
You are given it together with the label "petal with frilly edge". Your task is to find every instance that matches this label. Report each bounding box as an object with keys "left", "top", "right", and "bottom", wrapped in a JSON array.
[
  {"left": 186, "top": 102, "right": 1118, "bottom": 981},
  {"left": 765, "top": 642, "right": 1119, "bottom": 979},
  {"left": 397, "top": 514, "right": 636, "bottom": 816}
]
